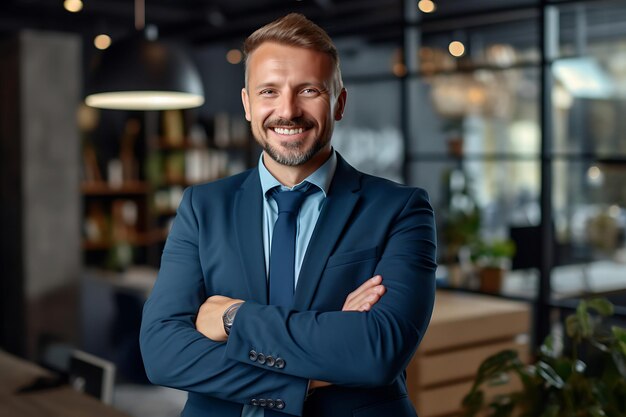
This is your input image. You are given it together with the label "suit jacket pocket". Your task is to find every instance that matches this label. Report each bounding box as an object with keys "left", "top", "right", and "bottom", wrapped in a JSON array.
[
  {"left": 353, "top": 395, "right": 417, "bottom": 417},
  {"left": 326, "top": 246, "right": 379, "bottom": 269}
]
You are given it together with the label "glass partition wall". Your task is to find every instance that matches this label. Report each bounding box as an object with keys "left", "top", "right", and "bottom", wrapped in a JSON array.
[
  {"left": 549, "top": 0, "right": 626, "bottom": 320},
  {"left": 406, "top": 2, "right": 545, "bottom": 304},
  {"left": 339, "top": 0, "right": 626, "bottom": 346}
]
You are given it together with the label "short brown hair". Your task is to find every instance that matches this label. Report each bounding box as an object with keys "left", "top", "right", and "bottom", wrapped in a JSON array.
[{"left": 243, "top": 13, "right": 343, "bottom": 94}]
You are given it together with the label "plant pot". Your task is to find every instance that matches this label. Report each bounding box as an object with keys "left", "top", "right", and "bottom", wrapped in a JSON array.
[{"left": 479, "top": 267, "right": 505, "bottom": 294}]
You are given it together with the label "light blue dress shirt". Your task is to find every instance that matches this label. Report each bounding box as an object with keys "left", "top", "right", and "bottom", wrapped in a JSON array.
[{"left": 241, "top": 150, "right": 337, "bottom": 417}]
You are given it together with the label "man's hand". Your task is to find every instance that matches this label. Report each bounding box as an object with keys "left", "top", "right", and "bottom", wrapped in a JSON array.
[
  {"left": 196, "top": 295, "right": 244, "bottom": 342},
  {"left": 342, "top": 275, "right": 386, "bottom": 312}
]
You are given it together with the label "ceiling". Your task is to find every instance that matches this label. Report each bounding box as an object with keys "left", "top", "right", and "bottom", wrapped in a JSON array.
[
  {"left": 7, "top": 1, "right": 622, "bottom": 54},
  {"left": 0, "top": 0, "right": 408, "bottom": 45},
  {"left": 0, "top": 0, "right": 554, "bottom": 47}
]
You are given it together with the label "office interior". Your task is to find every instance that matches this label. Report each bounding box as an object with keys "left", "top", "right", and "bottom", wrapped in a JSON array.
[{"left": 1, "top": 0, "right": 625, "bottom": 416}]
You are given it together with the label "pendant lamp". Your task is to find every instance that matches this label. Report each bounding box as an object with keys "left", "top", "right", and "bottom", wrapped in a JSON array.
[{"left": 85, "top": 0, "right": 204, "bottom": 110}]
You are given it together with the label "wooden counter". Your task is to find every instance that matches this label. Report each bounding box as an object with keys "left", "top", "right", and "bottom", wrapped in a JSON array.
[
  {"left": 0, "top": 350, "right": 130, "bottom": 417},
  {"left": 407, "top": 290, "right": 531, "bottom": 417}
]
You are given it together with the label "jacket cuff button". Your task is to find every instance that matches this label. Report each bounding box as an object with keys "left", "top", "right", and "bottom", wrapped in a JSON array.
[
  {"left": 275, "top": 399, "right": 285, "bottom": 409},
  {"left": 257, "top": 353, "right": 266, "bottom": 364},
  {"left": 275, "top": 357, "right": 285, "bottom": 368},
  {"left": 251, "top": 399, "right": 259, "bottom": 406},
  {"left": 259, "top": 399, "right": 267, "bottom": 407},
  {"left": 265, "top": 355, "right": 275, "bottom": 367},
  {"left": 248, "top": 350, "right": 258, "bottom": 362},
  {"left": 267, "top": 399, "right": 275, "bottom": 408}
]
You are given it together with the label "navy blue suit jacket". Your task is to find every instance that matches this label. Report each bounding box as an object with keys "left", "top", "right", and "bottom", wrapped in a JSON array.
[{"left": 140, "top": 154, "right": 437, "bottom": 417}]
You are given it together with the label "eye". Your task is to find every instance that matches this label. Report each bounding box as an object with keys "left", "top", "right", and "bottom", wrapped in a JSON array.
[
  {"left": 259, "top": 89, "right": 277, "bottom": 97},
  {"left": 301, "top": 88, "right": 321, "bottom": 97}
]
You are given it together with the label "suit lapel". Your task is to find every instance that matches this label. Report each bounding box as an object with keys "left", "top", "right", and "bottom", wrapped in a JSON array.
[
  {"left": 293, "top": 155, "right": 362, "bottom": 310},
  {"left": 234, "top": 169, "right": 268, "bottom": 304}
]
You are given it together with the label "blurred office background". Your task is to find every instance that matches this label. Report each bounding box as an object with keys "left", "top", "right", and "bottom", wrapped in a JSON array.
[{"left": 1, "top": 0, "right": 625, "bottom": 416}]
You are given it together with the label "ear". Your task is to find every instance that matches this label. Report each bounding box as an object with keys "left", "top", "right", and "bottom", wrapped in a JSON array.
[
  {"left": 241, "top": 88, "right": 251, "bottom": 122},
  {"left": 334, "top": 88, "right": 347, "bottom": 121}
]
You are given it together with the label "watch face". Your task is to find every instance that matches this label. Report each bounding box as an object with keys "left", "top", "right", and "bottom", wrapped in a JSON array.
[
  {"left": 223, "top": 303, "right": 242, "bottom": 335},
  {"left": 226, "top": 309, "right": 236, "bottom": 323}
]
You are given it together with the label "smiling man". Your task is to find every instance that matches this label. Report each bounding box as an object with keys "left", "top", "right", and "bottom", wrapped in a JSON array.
[
  {"left": 242, "top": 36, "right": 345, "bottom": 184},
  {"left": 140, "top": 13, "right": 437, "bottom": 417}
]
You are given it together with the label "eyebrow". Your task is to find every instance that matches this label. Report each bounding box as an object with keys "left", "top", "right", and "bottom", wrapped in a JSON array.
[{"left": 253, "top": 81, "right": 329, "bottom": 91}]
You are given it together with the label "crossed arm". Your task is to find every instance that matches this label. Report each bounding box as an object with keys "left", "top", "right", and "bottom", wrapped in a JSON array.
[
  {"left": 195, "top": 274, "right": 387, "bottom": 391},
  {"left": 195, "top": 274, "right": 387, "bottom": 342}
]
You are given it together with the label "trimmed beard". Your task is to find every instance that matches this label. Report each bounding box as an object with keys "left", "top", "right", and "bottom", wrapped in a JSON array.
[
  {"left": 257, "top": 117, "right": 331, "bottom": 166},
  {"left": 262, "top": 135, "right": 328, "bottom": 166}
]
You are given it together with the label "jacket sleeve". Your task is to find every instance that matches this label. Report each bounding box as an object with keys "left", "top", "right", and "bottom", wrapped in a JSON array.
[
  {"left": 225, "top": 188, "right": 437, "bottom": 387},
  {"left": 139, "top": 187, "right": 309, "bottom": 416}
]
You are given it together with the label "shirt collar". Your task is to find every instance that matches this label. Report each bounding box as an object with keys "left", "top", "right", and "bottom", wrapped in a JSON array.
[{"left": 258, "top": 149, "right": 337, "bottom": 198}]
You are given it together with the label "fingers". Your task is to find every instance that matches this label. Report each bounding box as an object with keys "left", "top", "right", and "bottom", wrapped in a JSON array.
[{"left": 342, "top": 275, "right": 386, "bottom": 312}]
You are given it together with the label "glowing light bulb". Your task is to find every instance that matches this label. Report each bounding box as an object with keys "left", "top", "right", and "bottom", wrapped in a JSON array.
[
  {"left": 226, "top": 49, "right": 243, "bottom": 64},
  {"left": 94, "top": 34, "right": 112, "bottom": 50},
  {"left": 418, "top": 0, "right": 436, "bottom": 13},
  {"left": 449, "top": 41, "right": 466, "bottom": 57},
  {"left": 64, "top": 0, "right": 83, "bottom": 13}
]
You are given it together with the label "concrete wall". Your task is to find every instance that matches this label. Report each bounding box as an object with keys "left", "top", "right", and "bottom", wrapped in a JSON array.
[{"left": 0, "top": 30, "right": 82, "bottom": 358}]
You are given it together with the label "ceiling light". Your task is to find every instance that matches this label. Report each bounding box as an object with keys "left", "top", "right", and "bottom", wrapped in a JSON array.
[
  {"left": 94, "top": 34, "right": 112, "bottom": 50},
  {"left": 85, "top": 36, "right": 205, "bottom": 110},
  {"left": 64, "top": 0, "right": 83, "bottom": 13},
  {"left": 587, "top": 165, "right": 603, "bottom": 186},
  {"left": 226, "top": 49, "right": 243, "bottom": 64},
  {"left": 449, "top": 41, "right": 466, "bottom": 57},
  {"left": 418, "top": 0, "right": 436, "bottom": 13},
  {"left": 85, "top": 0, "right": 204, "bottom": 110}
]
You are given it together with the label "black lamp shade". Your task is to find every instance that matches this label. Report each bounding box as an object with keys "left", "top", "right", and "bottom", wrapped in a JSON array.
[{"left": 85, "top": 36, "right": 205, "bottom": 110}]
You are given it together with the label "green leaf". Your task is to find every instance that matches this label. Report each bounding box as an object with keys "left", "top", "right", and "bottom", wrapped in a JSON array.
[
  {"left": 462, "top": 389, "right": 484, "bottom": 417},
  {"left": 612, "top": 349, "right": 626, "bottom": 379},
  {"left": 576, "top": 301, "right": 593, "bottom": 338},
  {"left": 540, "top": 335, "right": 557, "bottom": 358},
  {"left": 539, "top": 404, "right": 559, "bottom": 417},
  {"left": 537, "top": 361, "right": 565, "bottom": 388},
  {"left": 613, "top": 326, "right": 626, "bottom": 351},
  {"left": 487, "top": 372, "right": 512, "bottom": 387},
  {"left": 490, "top": 400, "right": 515, "bottom": 417},
  {"left": 587, "top": 298, "right": 614, "bottom": 316},
  {"left": 473, "top": 350, "right": 519, "bottom": 387},
  {"left": 589, "top": 405, "right": 607, "bottom": 417},
  {"left": 553, "top": 357, "right": 574, "bottom": 380},
  {"left": 566, "top": 315, "right": 581, "bottom": 340},
  {"left": 590, "top": 338, "right": 610, "bottom": 353}
]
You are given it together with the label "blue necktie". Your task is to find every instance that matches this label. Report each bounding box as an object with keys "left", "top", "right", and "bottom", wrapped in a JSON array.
[
  {"left": 268, "top": 185, "right": 315, "bottom": 307},
  {"left": 266, "top": 186, "right": 315, "bottom": 417}
]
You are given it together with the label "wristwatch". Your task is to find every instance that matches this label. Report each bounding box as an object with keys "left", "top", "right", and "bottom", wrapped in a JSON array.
[{"left": 222, "top": 302, "right": 243, "bottom": 336}]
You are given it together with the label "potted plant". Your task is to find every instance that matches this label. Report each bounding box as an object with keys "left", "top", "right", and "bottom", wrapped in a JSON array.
[
  {"left": 440, "top": 168, "right": 480, "bottom": 287},
  {"left": 470, "top": 238, "right": 516, "bottom": 293},
  {"left": 462, "top": 298, "right": 626, "bottom": 417}
]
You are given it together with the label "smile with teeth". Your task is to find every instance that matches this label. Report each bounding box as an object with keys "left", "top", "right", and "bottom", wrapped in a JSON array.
[{"left": 273, "top": 127, "right": 304, "bottom": 135}]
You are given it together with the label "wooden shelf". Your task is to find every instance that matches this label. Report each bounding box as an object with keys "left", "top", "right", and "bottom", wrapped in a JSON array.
[
  {"left": 155, "top": 208, "right": 177, "bottom": 217},
  {"left": 82, "top": 230, "right": 168, "bottom": 251},
  {"left": 81, "top": 182, "right": 151, "bottom": 196},
  {"left": 155, "top": 138, "right": 207, "bottom": 151}
]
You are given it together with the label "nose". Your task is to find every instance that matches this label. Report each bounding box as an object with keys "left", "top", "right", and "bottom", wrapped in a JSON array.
[{"left": 275, "top": 91, "right": 302, "bottom": 120}]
